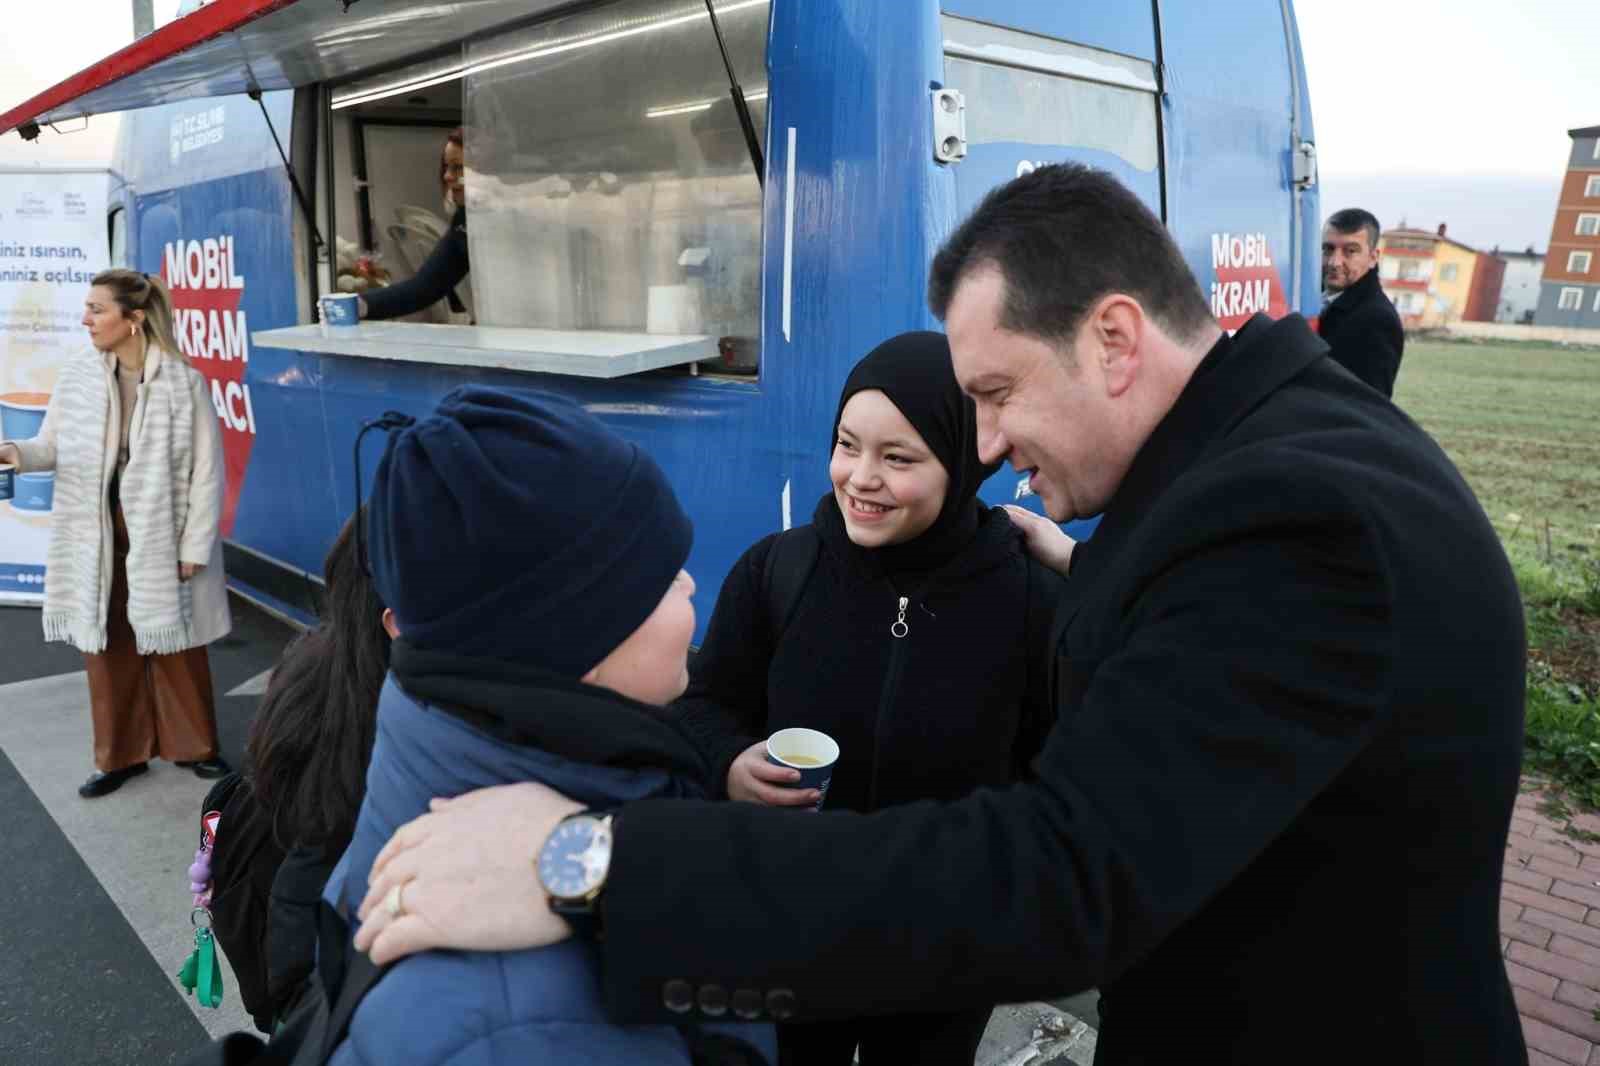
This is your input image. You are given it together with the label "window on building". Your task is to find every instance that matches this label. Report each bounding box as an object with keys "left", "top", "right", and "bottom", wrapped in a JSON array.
[
  {"left": 1379, "top": 258, "right": 1398, "bottom": 279},
  {"left": 1579, "top": 214, "right": 1600, "bottom": 237},
  {"left": 1440, "top": 263, "right": 1459, "bottom": 282},
  {"left": 1558, "top": 287, "right": 1583, "bottom": 310},
  {"left": 1588, "top": 175, "right": 1600, "bottom": 197},
  {"left": 1392, "top": 291, "right": 1423, "bottom": 314},
  {"left": 1594, "top": 288, "right": 1600, "bottom": 313},
  {"left": 1593, "top": 138, "right": 1600, "bottom": 161},
  {"left": 1570, "top": 251, "right": 1594, "bottom": 274}
]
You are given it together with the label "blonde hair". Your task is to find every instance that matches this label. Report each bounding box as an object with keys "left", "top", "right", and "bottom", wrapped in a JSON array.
[{"left": 90, "top": 269, "right": 182, "bottom": 358}]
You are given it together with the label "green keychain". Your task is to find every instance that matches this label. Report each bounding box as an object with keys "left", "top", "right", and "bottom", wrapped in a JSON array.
[{"left": 178, "top": 909, "right": 225, "bottom": 1008}]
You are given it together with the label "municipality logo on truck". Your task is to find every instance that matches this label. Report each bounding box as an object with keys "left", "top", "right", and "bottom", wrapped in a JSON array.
[{"left": 170, "top": 106, "right": 226, "bottom": 164}]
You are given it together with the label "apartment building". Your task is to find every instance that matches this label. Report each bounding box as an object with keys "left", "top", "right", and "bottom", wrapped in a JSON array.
[{"left": 1535, "top": 124, "right": 1600, "bottom": 328}]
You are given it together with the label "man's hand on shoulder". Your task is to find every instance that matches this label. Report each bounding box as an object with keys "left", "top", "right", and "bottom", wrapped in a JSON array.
[
  {"left": 1003, "top": 505, "right": 1077, "bottom": 575},
  {"left": 355, "top": 781, "right": 584, "bottom": 964}
]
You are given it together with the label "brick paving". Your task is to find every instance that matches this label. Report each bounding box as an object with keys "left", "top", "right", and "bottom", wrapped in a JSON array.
[{"left": 1506, "top": 783, "right": 1600, "bottom": 1064}]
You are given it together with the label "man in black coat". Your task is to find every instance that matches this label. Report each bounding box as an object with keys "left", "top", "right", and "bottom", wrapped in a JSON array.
[
  {"left": 1320, "top": 207, "right": 1406, "bottom": 396},
  {"left": 352, "top": 166, "right": 1528, "bottom": 1064}
]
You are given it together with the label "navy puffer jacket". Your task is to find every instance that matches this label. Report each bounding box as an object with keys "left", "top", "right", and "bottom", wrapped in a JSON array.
[{"left": 325, "top": 649, "right": 776, "bottom": 1066}]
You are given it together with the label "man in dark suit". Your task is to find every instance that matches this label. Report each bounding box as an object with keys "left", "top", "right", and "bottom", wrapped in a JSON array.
[
  {"left": 1320, "top": 207, "right": 1406, "bottom": 396},
  {"left": 352, "top": 166, "right": 1528, "bottom": 1065}
]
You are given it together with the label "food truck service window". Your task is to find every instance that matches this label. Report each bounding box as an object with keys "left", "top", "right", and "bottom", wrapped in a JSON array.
[
  {"left": 255, "top": 0, "right": 772, "bottom": 379},
  {"left": 463, "top": 0, "right": 768, "bottom": 356}
]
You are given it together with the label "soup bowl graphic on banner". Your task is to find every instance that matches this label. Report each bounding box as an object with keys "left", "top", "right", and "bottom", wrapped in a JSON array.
[{"left": 0, "top": 393, "right": 53, "bottom": 511}]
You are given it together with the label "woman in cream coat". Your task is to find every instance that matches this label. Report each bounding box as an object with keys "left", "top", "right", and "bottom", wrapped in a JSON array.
[{"left": 0, "top": 269, "right": 231, "bottom": 797}]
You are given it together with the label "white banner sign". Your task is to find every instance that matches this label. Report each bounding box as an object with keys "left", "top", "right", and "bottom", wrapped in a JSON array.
[{"left": 0, "top": 169, "right": 109, "bottom": 604}]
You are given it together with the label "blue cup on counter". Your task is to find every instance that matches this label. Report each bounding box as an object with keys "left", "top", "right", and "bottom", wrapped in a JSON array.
[
  {"left": 12, "top": 472, "right": 54, "bottom": 512},
  {"left": 765, "top": 727, "right": 840, "bottom": 810},
  {"left": 320, "top": 293, "right": 361, "bottom": 333},
  {"left": 0, "top": 463, "right": 13, "bottom": 501}
]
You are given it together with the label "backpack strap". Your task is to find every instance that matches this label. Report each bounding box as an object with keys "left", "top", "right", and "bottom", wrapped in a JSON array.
[
  {"left": 760, "top": 526, "right": 821, "bottom": 644},
  {"left": 1041, "top": 558, "right": 1077, "bottom": 710},
  {"left": 311, "top": 949, "right": 386, "bottom": 1063},
  {"left": 278, "top": 904, "right": 389, "bottom": 1066}
]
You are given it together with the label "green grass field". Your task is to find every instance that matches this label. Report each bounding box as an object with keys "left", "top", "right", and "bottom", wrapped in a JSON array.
[
  {"left": 1396, "top": 338, "right": 1600, "bottom": 806},
  {"left": 1396, "top": 339, "right": 1600, "bottom": 556}
]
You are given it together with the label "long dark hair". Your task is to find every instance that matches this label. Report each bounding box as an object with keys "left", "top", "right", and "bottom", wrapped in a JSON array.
[{"left": 246, "top": 513, "right": 390, "bottom": 851}]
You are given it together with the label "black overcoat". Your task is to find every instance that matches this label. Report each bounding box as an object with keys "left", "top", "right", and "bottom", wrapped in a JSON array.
[
  {"left": 600, "top": 314, "right": 1527, "bottom": 1065},
  {"left": 1319, "top": 265, "right": 1406, "bottom": 397}
]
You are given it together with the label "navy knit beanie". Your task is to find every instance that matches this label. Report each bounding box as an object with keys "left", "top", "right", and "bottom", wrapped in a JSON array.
[{"left": 365, "top": 386, "right": 693, "bottom": 675}]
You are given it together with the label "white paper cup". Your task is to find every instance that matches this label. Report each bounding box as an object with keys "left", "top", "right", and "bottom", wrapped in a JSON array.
[{"left": 765, "top": 727, "right": 839, "bottom": 810}]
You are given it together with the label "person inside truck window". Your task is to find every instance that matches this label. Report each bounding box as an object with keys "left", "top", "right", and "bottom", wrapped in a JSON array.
[{"left": 358, "top": 127, "right": 471, "bottom": 323}]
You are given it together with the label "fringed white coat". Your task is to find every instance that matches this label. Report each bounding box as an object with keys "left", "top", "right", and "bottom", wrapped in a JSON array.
[{"left": 5, "top": 346, "right": 231, "bottom": 654}]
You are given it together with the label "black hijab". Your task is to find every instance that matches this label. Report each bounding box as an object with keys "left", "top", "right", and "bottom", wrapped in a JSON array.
[{"left": 817, "top": 331, "right": 1001, "bottom": 575}]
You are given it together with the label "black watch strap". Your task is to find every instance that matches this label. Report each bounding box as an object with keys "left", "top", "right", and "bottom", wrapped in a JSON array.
[{"left": 549, "top": 895, "right": 604, "bottom": 940}]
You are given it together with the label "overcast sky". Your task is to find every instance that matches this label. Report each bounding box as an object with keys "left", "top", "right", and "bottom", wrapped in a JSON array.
[{"left": 0, "top": 0, "right": 1593, "bottom": 252}]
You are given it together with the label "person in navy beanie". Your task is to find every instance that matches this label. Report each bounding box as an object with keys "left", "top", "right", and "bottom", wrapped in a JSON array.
[
  {"left": 363, "top": 385, "right": 693, "bottom": 673},
  {"left": 321, "top": 386, "right": 775, "bottom": 1066}
]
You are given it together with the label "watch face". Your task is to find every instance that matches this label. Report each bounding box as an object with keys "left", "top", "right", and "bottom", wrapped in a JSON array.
[{"left": 538, "top": 814, "right": 611, "bottom": 900}]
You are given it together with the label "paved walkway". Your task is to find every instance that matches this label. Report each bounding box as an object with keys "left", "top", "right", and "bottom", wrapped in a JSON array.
[
  {"left": 0, "top": 601, "right": 293, "bottom": 1062},
  {"left": 1505, "top": 782, "right": 1600, "bottom": 1065}
]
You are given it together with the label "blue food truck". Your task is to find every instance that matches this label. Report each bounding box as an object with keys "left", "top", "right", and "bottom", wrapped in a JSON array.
[{"left": 0, "top": 0, "right": 1320, "bottom": 631}]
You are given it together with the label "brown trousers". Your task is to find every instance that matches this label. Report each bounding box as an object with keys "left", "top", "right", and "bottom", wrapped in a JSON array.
[{"left": 82, "top": 505, "right": 220, "bottom": 772}]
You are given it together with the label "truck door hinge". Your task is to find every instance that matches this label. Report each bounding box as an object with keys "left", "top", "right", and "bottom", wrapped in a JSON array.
[
  {"left": 1294, "top": 139, "right": 1318, "bottom": 189},
  {"left": 932, "top": 88, "right": 967, "bottom": 165}
]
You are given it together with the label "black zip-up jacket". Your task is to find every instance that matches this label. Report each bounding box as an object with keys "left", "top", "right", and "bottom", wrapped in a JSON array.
[
  {"left": 673, "top": 504, "right": 1064, "bottom": 813},
  {"left": 1318, "top": 265, "right": 1405, "bottom": 397}
]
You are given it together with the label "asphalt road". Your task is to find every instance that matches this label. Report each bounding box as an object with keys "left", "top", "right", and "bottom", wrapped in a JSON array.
[{"left": 0, "top": 598, "right": 294, "bottom": 1063}]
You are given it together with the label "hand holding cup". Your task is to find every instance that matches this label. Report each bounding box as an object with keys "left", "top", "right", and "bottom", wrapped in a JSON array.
[
  {"left": 762, "top": 728, "right": 838, "bottom": 811},
  {"left": 727, "top": 741, "right": 820, "bottom": 807}
]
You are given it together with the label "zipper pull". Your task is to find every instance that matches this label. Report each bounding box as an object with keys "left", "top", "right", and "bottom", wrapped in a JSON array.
[{"left": 891, "top": 596, "right": 909, "bottom": 639}]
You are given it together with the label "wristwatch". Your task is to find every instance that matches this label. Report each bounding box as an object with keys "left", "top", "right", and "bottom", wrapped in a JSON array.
[{"left": 535, "top": 809, "right": 613, "bottom": 938}]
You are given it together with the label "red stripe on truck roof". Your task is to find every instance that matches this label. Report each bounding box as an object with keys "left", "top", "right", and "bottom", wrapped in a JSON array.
[{"left": 0, "top": 0, "right": 300, "bottom": 136}]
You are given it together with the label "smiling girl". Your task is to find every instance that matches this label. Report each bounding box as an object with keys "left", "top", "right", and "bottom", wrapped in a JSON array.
[{"left": 673, "top": 330, "right": 1066, "bottom": 1066}]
